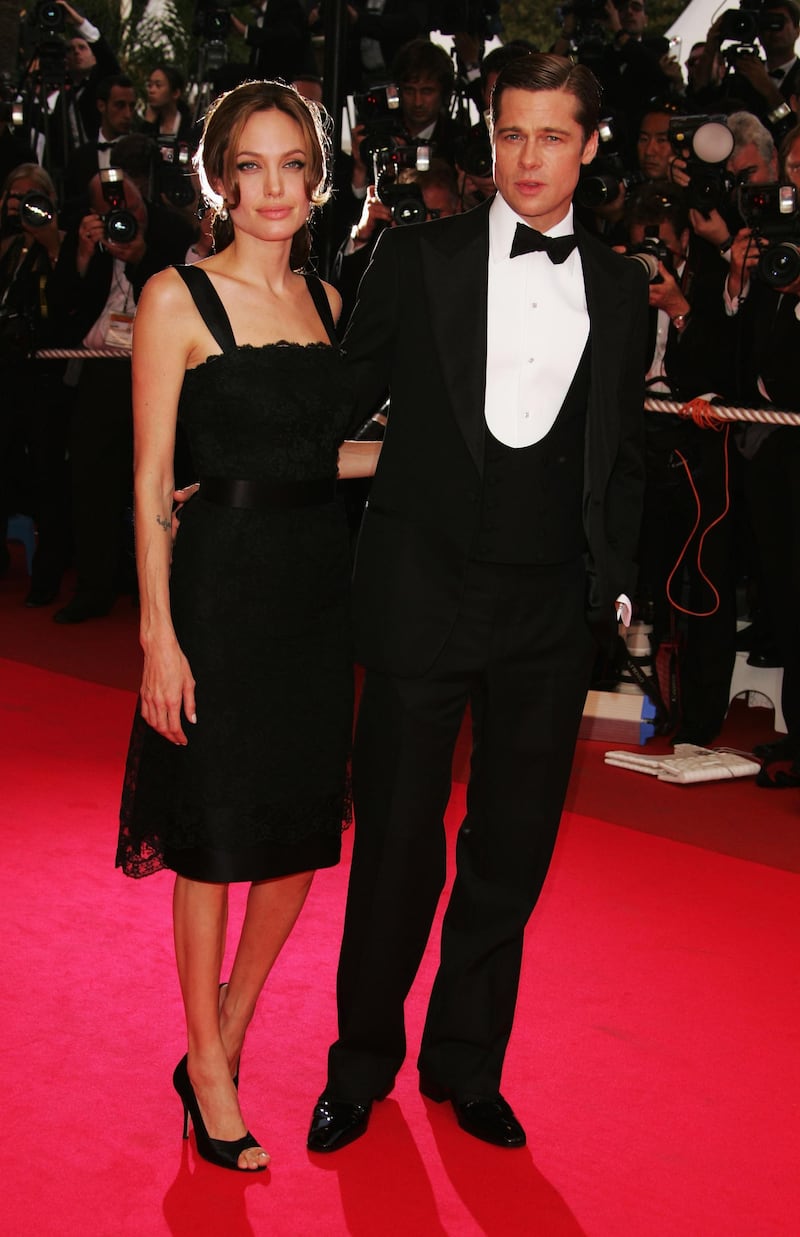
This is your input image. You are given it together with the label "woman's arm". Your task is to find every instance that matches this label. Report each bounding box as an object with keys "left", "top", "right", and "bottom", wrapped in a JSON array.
[
  {"left": 337, "top": 439, "right": 382, "bottom": 478},
  {"left": 133, "top": 269, "right": 197, "bottom": 745}
]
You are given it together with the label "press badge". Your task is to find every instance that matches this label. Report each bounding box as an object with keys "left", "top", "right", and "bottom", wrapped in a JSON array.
[{"left": 106, "top": 311, "right": 135, "bottom": 349}]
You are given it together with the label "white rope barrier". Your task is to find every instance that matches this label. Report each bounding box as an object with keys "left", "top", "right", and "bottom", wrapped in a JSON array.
[
  {"left": 33, "top": 346, "right": 131, "bottom": 359},
  {"left": 644, "top": 396, "right": 800, "bottom": 427},
  {"left": 25, "top": 359, "right": 800, "bottom": 426}
]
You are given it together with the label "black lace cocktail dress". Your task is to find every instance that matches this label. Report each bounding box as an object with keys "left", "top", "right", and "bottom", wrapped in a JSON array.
[{"left": 117, "top": 266, "right": 355, "bottom": 881}]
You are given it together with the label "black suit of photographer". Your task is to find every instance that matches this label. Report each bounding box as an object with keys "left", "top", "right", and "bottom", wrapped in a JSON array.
[
  {"left": 637, "top": 235, "right": 738, "bottom": 743},
  {"left": 49, "top": 213, "right": 186, "bottom": 617},
  {"left": 0, "top": 234, "right": 74, "bottom": 602},
  {"left": 730, "top": 281, "right": 800, "bottom": 745}
]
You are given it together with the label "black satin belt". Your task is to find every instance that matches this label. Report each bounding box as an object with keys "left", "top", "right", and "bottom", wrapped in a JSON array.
[{"left": 199, "top": 476, "right": 336, "bottom": 509}]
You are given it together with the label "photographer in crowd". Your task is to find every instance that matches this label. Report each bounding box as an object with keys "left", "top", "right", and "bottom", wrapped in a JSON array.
[
  {"left": 623, "top": 181, "right": 737, "bottom": 745},
  {"left": 0, "top": 163, "right": 73, "bottom": 605},
  {"left": 723, "top": 139, "right": 800, "bottom": 774},
  {"left": 62, "top": 74, "right": 138, "bottom": 205},
  {"left": 690, "top": 2, "right": 799, "bottom": 135},
  {"left": 46, "top": 1, "right": 122, "bottom": 171},
  {"left": 141, "top": 64, "right": 194, "bottom": 145},
  {"left": 334, "top": 157, "right": 461, "bottom": 325},
  {"left": 554, "top": 0, "right": 680, "bottom": 124},
  {"left": 346, "top": 38, "right": 466, "bottom": 223},
  {"left": 49, "top": 168, "right": 187, "bottom": 623}
]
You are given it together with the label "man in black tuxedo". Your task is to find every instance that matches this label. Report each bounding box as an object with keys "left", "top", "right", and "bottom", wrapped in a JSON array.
[{"left": 308, "top": 54, "right": 648, "bottom": 1153}]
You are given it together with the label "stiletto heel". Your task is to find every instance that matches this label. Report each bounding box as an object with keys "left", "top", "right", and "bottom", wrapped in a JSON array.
[{"left": 172, "top": 1056, "right": 268, "bottom": 1172}]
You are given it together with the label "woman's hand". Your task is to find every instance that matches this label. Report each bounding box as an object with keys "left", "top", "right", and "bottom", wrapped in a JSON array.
[{"left": 140, "top": 636, "right": 197, "bottom": 745}]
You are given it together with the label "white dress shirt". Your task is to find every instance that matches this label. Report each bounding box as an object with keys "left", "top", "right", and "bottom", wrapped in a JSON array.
[{"left": 485, "top": 193, "right": 589, "bottom": 448}]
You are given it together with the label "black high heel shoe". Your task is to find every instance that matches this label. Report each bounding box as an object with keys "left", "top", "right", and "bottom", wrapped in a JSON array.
[{"left": 173, "top": 1056, "right": 267, "bottom": 1172}]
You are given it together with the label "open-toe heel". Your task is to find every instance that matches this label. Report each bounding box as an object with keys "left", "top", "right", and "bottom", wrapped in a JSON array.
[{"left": 173, "top": 1056, "right": 267, "bottom": 1172}]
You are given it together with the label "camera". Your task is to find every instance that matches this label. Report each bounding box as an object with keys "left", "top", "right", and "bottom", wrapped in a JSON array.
[
  {"left": 99, "top": 168, "right": 138, "bottom": 244},
  {"left": 669, "top": 115, "right": 735, "bottom": 215},
  {"left": 558, "top": 0, "right": 610, "bottom": 67},
  {"left": 192, "top": 0, "right": 232, "bottom": 74},
  {"left": 353, "top": 84, "right": 400, "bottom": 129},
  {"left": 19, "top": 192, "right": 56, "bottom": 229},
  {"left": 1, "top": 189, "right": 55, "bottom": 235},
  {"left": 576, "top": 118, "right": 643, "bottom": 210},
  {"left": 379, "top": 182, "right": 428, "bottom": 226},
  {"left": 374, "top": 146, "right": 431, "bottom": 224},
  {"left": 718, "top": 0, "right": 786, "bottom": 45},
  {"left": 454, "top": 119, "right": 493, "bottom": 180},
  {"left": 353, "top": 84, "right": 406, "bottom": 170},
  {"left": 31, "top": 0, "right": 66, "bottom": 36},
  {"left": 738, "top": 182, "right": 800, "bottom": 288},
  {"left": 192, "top": 0, "right": 232, "bottom": 40},
  {"left": 157, "top": 138, "right": 195, "bottom": 209},
  {"left": 23, "top": 1, "right": 68, "bottom": 87},
  {"left": 625, "top": 228, "right": 673, "bottom": 282}
]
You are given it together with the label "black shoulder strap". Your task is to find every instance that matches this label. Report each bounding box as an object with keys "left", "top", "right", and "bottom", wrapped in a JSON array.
[
  {"left": 175, "top": 264, "right": 237, "bottom": 354},
  {"left": 304, "top": 272, "right": 338, "bottom": 346}
]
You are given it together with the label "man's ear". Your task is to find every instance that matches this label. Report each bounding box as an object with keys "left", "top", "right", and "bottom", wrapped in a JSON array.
[{"left": 581, "top": 129, "right": 599, "bottom": 165}]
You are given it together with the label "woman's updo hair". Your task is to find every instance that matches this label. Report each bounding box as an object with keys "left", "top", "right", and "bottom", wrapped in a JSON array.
[{"left": 195, "top": 79, "right": 332, "bottom": 268}]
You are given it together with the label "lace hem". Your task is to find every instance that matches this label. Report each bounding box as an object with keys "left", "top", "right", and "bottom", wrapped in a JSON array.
[{"left": 117, "top": 709, "right": 352, "bottom": 880}]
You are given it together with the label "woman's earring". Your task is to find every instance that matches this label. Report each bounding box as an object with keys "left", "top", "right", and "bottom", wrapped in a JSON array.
[{"left": 218, "top": 199, "right": 229, "bottom": 221}]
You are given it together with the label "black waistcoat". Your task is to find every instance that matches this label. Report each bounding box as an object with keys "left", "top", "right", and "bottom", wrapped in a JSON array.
[{"left": 472, "top": 341, "right": 590, "bottom": 565}]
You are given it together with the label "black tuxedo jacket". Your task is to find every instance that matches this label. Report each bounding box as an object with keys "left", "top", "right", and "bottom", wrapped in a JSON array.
[{"left": 343, "top": 198, "right": 649, "bottom": 677}]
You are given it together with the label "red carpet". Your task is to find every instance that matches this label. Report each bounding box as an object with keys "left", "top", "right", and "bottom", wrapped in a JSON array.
[{"left": 2, "top": 546, "right": 799, "bottom": 1235}]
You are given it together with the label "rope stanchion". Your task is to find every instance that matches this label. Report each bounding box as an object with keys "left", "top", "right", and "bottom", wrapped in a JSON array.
[
  {"left": 644, "top": 395, "right": 800, "bottom": 428},
  {"left": 32, "top": 347, "right": 132, "bottom": 360}
]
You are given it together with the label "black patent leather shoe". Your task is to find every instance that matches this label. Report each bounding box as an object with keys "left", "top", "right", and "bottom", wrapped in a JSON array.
[
  {"left": 420, "top": 1077, "right": 526, "bottom": 1148},
  {"left": 307, "top": 1098, "right": 372, "bottom": 1153}
]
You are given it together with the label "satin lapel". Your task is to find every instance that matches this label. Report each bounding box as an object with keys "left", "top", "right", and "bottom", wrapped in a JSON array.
[
  {"left": 579, "top": 230, "right": 632, "bottom": 477},
  {"left": 420, "top": 206, "right": 489, "bottom": 476}
]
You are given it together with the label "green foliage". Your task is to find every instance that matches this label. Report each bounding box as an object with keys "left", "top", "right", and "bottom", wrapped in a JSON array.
[{"left": 499, "top": 0, "right": 690, "bottom": 47}]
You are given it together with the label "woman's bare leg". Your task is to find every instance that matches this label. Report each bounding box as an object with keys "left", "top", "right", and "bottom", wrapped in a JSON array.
[
  {"left": 219, "top": 871, "right": 315, "bottom": 1074},
  {"left": 173, "top": 875, "right": 268, "bottom": 1170}
]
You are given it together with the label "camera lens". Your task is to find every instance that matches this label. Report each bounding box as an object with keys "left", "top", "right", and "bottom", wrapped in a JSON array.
[
  {"left": 759, "top": 242, "right": 800, "bottom": 289},
  {"left": 576, "top": 173, "right": 621, "bottom": 208},
  {"left": 625, "top": 251, "right": 660, "bottom": 282},
  {"left": 392, "top": 194, "right": 427, "bottom": 226},
  {"left": 37, "top": 0, "right": 64, "bottom": 31},
  {"left": 19, "top": 191, "right": 55, "bottom": 228},
  {"left": 105, "top": 209, "right": 138, "bottom": 244}
]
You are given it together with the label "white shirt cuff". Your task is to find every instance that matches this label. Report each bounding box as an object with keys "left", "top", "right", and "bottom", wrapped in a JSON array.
[{"left": 76, "top": 17, "right": 101, "bottom": 41}]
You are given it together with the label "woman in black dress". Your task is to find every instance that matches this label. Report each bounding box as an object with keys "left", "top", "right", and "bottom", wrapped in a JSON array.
[{"left": 117, "top": 81, "right": 379, "bottom": 1172}]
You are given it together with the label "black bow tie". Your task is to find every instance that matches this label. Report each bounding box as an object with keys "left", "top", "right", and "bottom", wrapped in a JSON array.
[
  {"left": 769, "top": 67, "right": 785, "bottom": 80},
  {"left": 96, "top": 141, "right": 113, "bottom": 151},
  {"left": 510, "top": 222, "right": 577, "bottom": 264}
]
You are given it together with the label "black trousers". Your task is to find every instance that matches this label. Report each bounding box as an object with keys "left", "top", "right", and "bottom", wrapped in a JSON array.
[
  {"left": 325, "top": 555, "right": 596, "bottom": 1101},
  {"left": 742, "top": 428, "right": 800, "bottom": 739},
  {"left": 69, "top": 357, "right": 133, "bottom": 605}
]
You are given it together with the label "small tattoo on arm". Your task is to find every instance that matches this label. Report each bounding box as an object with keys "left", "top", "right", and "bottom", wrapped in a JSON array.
[{"left": 156, "top": 514, "right": 171, "bottom": 531}]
